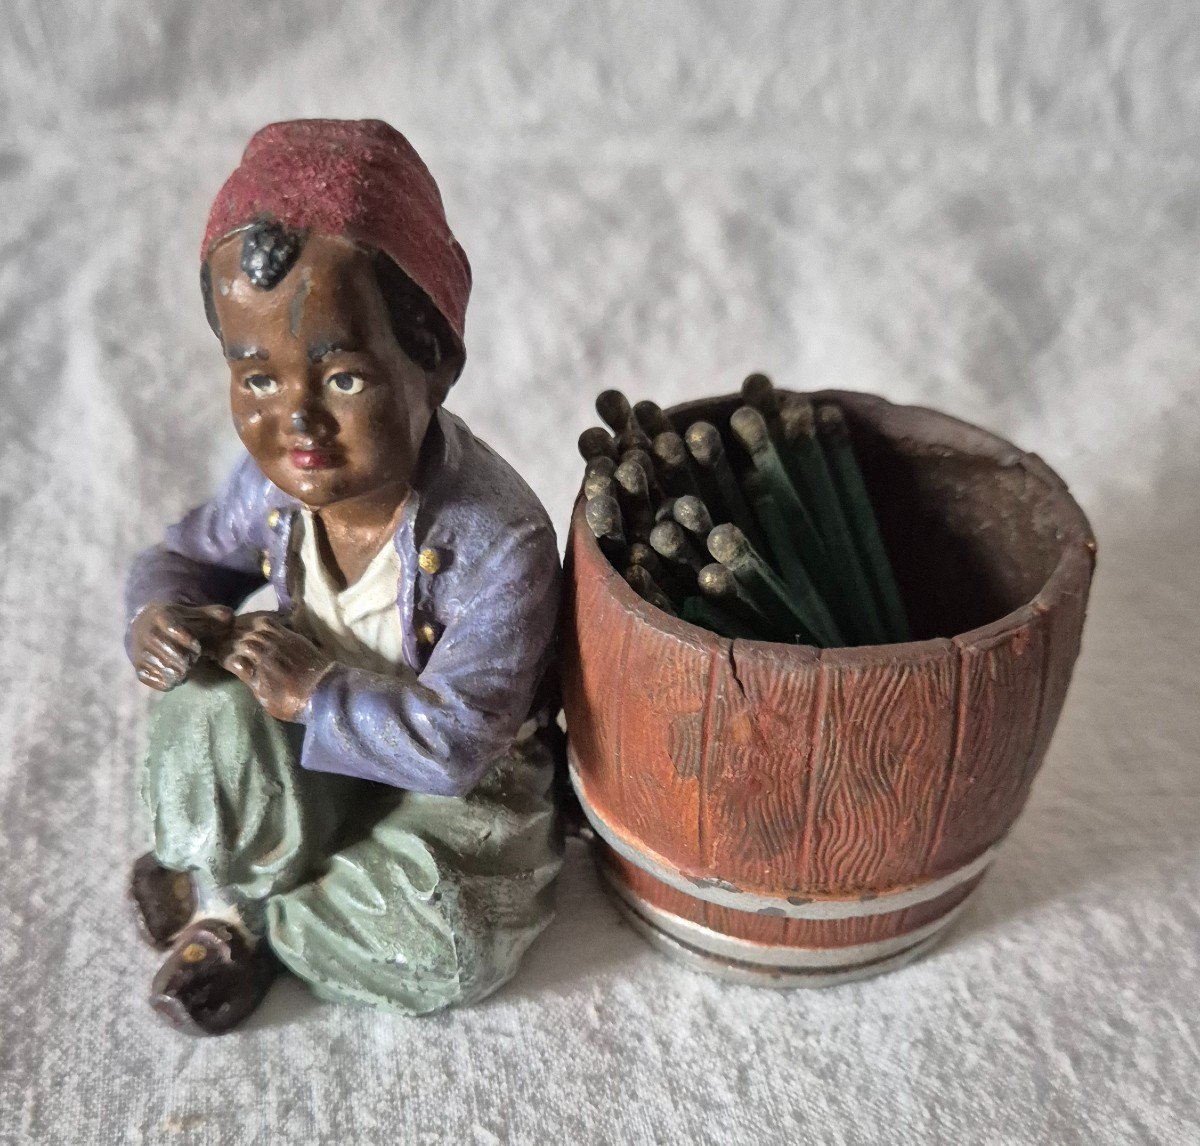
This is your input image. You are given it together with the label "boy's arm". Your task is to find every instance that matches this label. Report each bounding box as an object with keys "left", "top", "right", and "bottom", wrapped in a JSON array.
[
  {"left": 298, "top": 518, "right": 562, "bottom": 796},
  {"left": 125, "top": 454, "right": 273, "bottom": 659}
]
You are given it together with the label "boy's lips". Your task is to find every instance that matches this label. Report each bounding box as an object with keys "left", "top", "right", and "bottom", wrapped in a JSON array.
[{"left": 289, "top": 446, "right": 338, "bottom": 470}]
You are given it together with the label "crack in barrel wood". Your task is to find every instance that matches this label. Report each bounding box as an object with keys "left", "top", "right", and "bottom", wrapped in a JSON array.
[{"left": 562, "top": 390, "right": 1095, "bottom": 983}]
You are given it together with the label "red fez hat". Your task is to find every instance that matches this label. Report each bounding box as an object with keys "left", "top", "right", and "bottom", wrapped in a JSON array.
[{"left": 203, "top": 119, "right": 471, "bottom": 357}]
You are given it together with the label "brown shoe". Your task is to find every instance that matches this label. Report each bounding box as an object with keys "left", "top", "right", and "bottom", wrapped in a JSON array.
[
  {"left": 150, "top": 920, "right": 276, "bottom": 1036},
  {"left": 130, "top": 853, "right": 196, "bottom": 948}
]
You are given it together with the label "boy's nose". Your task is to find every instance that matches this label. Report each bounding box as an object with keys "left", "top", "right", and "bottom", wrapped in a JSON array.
[{"left": 291, "top": 410, "right": 309, "bottom": 433}]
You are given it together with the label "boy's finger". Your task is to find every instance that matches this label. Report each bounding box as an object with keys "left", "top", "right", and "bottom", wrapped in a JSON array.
[
  {"left": 158, "top": 621, "right": 202, "bottom": 655},
  {"left": 136, "top": 664, "right": 172, "bottom": 692},
  {"left": 148, "top": 634, "right": 197, "bottom": 672},
  {"left": 222, "top": 652, "right": 256, "bottom": 682}
]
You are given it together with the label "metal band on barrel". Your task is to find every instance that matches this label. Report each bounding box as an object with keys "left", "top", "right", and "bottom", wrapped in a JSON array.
[
  {"left": 599, "top": 863, "right": 970, "bottom": 970},
  {"left": 569, "top": 754, "right": 1001, "bottom": 920}
]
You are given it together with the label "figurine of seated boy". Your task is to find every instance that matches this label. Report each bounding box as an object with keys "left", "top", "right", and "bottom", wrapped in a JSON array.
[{"left": 125, "top": 120, "right": 563, "bottom": 1034}]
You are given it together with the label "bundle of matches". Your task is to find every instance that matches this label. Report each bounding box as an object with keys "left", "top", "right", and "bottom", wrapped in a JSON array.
[{"left": 577, "top": 380, "right": 910, "bottom": 646}]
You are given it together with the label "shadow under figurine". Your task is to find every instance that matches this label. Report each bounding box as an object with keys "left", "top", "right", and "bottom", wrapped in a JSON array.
[{"left": 125, "top": 119, "right": 563, "bottom": 1034}]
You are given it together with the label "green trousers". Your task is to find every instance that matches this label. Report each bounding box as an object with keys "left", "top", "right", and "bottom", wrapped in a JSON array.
[{"left": 142, "top": 665, "right": 563, "bottom": 1015}]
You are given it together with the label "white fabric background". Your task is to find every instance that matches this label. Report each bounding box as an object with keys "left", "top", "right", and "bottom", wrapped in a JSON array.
[{"left": 1, "top": 3, "right": 1197, "bottom": 1142}]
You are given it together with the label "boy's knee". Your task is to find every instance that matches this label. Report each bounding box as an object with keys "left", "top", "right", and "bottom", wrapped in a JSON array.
[{"left": 154, "top": 662, "right": 260, "bottom": 725}]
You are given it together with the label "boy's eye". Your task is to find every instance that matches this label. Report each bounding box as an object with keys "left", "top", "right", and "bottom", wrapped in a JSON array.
[
  {"left": 244, "top": 374, "right": 278, "bottom": 396},
  {"left": 326, "top": 372, "right": 366, "bottom": 395}
]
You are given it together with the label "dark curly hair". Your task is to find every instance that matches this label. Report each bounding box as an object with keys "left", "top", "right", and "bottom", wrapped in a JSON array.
[{"left": 200, "top": 219, "right": 459, "bottom": 374}]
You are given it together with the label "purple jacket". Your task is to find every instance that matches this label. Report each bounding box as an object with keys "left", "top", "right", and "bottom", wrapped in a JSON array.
[{"left": 126, "top": 409, "right": 561, "bottom": 796}]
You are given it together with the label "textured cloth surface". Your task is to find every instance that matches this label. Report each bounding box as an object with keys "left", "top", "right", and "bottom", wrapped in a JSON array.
[{"left": 1, "top": 3, "right": 1198, "bottom": 1144}]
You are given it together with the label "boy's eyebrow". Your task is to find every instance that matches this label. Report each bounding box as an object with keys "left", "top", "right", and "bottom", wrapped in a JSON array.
[
  {"left": 308, "top": 340, "right": 360, "bottom": 362},
  {"left": 225, "top": 344, "right": 269, "bottom": 362}
]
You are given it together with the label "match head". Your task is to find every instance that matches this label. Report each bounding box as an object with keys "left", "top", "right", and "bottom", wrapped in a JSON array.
[
  {"left": 628, "top": 541, "right": 663, "bottom": 576},
  {"left": 614, "top": 458, "right": 650, "bottom": 499},
  {"left": 697, "top": 562, "right": 737, "bottom": 601},
  {"left": 619, "top": 447, "right": 655, "bottom": 485},
  {"left": 615, "top": 423, "right": 653, "bottom": 454},
  {"left": 652, "top": 431, "right": 689, "bottom": 471},
  {"left": 740, "top": 372, "right": 777, "bottom": 414},
  {"left": 815, "top": 403, "right": 848, "bottom": 439},
  {"left": 584, "top": 455, "right": 616, "bottom": 481},
  {"left": 595, "top": 389, "right": 633, "bottom": 433},
  {"left": 729, "top": 406, "right": 770, "bottom": 455},
  {"left": 585, "top": 493, "right": 624, "bottom": 540},
  {"left": 623, "top": 564, "right": 653, "bottom": 593},
  {"left": 649, "top": 519, "right": 688, "bottom": 561},
  {"left": 672, "top": 495, "right": 712, "bottom": 536},
  {"left": 778, "top": 395, "right": 815, "bottom": 442},
  {"left": 583, "top": 470, "right": 615, "bottom": 500},
  {"left": 684, "top": 421, "right": 724, "bottom": 467},
  {"left": 707, "top": 522, "right": 748, "bottom": 564},
  {"left": 633, "top": 399, "right": 673, "bottom": 438},
  {"left": 578, "top": 426, "right": 618, "bottom": 462}
]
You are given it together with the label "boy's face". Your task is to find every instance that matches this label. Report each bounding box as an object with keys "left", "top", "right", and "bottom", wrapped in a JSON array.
[{"left": 208, "top": 233, "right": 451, "bottom": 509}]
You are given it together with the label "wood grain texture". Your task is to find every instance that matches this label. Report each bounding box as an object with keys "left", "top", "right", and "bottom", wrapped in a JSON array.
[
  {"left": 804, "top": 641, "right": 959, "bottom": 894},
  {"left": 693, "top": 639, "right": 822, "bottom": 889},
  {"left": 927, "top": 607, "right": 1048, "bottom": 874},
  {"left": 563, "top": 391, "right": 1094, "bottom": 962}
]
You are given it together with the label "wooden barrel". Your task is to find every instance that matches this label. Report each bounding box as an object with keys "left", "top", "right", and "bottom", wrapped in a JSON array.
[{"left": 562, "top": 390, "right": 1095, "bottom": 986}]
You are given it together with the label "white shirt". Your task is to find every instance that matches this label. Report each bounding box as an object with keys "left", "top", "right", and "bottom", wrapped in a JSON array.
[{"left": 290, "top": 508, "right": 407, "bottom": 676}]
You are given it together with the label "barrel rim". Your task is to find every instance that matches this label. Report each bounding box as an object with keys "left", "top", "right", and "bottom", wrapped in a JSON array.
[{"left": 570, "top": 388, "right": 1096, "bottom": 660}]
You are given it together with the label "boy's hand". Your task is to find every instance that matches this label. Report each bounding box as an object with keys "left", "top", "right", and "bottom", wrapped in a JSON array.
[
  {"left": 220, "top": 613, "right": 333, "bottom": 722},
  {"left": 130, "top": 603, "right": 234, "bottom": 691}
]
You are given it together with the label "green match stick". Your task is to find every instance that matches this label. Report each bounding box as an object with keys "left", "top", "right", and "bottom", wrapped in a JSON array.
[
  {"left": 585, "top": 493, "right": 627, "bottom": 569},
  {"left": 681, "top": 595, "right": 772, "bottom": 642},
  {"left": 742, "top": 471, "right": 844, "bottom": 647},
  {"left": 624, "top": 565, "right": 676, "bottom": 615},
  {"left": 684, "top": 421, "right": 768, "bottom": 552},
  {"left": 707, "top": 523, "right": 825, "bottom": 645},
  {"left": 816, "top": 404, "right": 910, "bottom": 642},
  {"left": 774, "top": 400, "right": 886, "bottom": 644},
  {"left": 634, "top": 399, "right": 674, "bottom": 438},
  {"left": 578, "top": 426, "right": 618, "bottom": 462},
  {"left": 652, "top": 431, "right": 698, "bottom": 497},
  {"left": 728, "top": 406, "right": 835, "bottom": 602},
  {"left": 614, "top": 457, "right": 655, "bottom": 540},
  {"left": 697, "top": 562, "right": 774, "bottom": 639}
]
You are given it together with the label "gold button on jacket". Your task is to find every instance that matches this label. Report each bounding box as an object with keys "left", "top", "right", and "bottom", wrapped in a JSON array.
[{"left": 418, "top": 547, "right": 441, "bottom": 575}]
